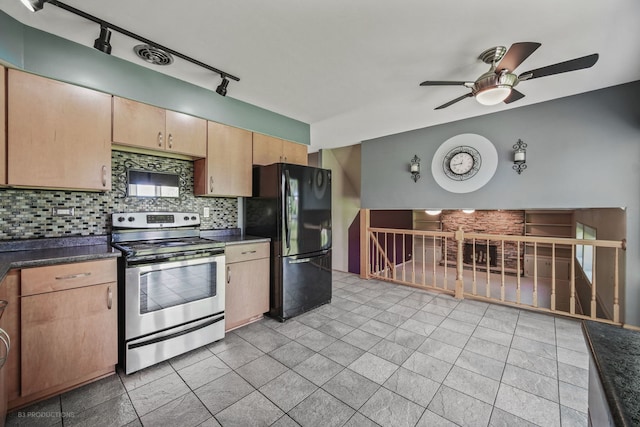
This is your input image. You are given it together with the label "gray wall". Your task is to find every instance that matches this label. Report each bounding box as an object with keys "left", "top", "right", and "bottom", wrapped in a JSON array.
[
  {"left": 361, "top": 81, "right": 640, "bottom": 325},
  {"left": 0, "top": 11, "right": 309, "bottom": 145}
]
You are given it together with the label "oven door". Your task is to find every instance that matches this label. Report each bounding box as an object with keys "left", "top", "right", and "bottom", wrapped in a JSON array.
[{"left": 124, "top": 254, "right": 225, "bottom": 340}]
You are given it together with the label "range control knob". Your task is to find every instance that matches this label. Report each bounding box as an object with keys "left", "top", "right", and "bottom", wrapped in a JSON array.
[
  {"left": 191, "top": 216, "right": 197, "bottom": 221},
  {"left": 117, "top": 216, "right": 125, "bottom": 222},
  {"left": 184, "top": 216, "right": 190, "bottom": 221},
  {"left": 127, "top": 216, "right": 135, "bottom": 222}
]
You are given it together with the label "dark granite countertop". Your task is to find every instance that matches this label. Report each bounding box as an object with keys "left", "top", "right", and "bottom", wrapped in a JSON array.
[
  {"left": 0, "top": 236, "right": 120, "bottom": 282},
  {"left": 583, "top": 321, "right": 640, "bottom": 427},
  {"left": 200, "top": 229, "right": 270, "bottom": 246}
]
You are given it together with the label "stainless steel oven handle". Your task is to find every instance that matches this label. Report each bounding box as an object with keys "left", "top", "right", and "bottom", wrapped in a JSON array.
[{"left": 134, "top": 254, "right": 225, "bottom": 273}]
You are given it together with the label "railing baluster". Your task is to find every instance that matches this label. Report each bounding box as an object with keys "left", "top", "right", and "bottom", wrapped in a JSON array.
[
  {"left": 591, "top": 244, "right": 597, "bottom": 319},
  {"left": 472, "top": 238, "right": 477, "bottom": 295},
  {"left": 422, "top": 235, "right": 426, "bottom": 287},
  {"left": 402, "top": 233, "right": 406, "bottom": 283},
  {"left": 614, "top": 248, "right": 620, "bottom": 323},
  {"left": 393, "top": 233, "right": 397, "bottom": 281},
  {"left": 570, "top": 245, "right": 576, "bottom": 315},
  {"left": 383, "top": 232, "right": 387, "bottom": 278},
  {"left": 551, "top": 243, "right": 556, "bottom": 312},
  {"left": 411, "top": 232, "right": 415, "bottom": 285},
  {"left": 500, "top": 240, "right": 505, "bottom": 302},
  {"left": 486, "top": 239, "right": 491, "bottom": 298},
  {"left": 533, "top": 242, "right": 538, "bottom": 307},
  {"left": 432, "top": 236, "right": 437, "bottom": 288},
  {"left": 516, "top": 241, "right": 521, "bottom": 304},
  {"left": 444, "top": 237, "right": 448, "bottom": 290}
]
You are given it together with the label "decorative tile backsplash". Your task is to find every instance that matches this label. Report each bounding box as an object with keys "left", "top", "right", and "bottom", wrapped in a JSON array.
[{"left": 0, "top": 150, "right": 238, "bottom": 240}]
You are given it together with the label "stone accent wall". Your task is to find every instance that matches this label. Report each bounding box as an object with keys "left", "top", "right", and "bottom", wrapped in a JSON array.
[
  {"left": 441, "top": 210, "right": 525, "bottom": 271},
  {"left": 0, "top": 150, "right": 237, "bottom": 240}
]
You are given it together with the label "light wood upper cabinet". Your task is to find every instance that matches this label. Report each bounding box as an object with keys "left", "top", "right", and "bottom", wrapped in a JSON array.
[
  {"left": 253, "top": 133, "right": 308, "bottom": 166},
  {"left": 0, "top": 66, "right": 6, "bottom": 186},
  {"left": 194, "top": 121, "right": 253, "bottom": 197},
  {"left": 112, "top": 96, "right": 206, "bottom": 158},
  {"left": 7, "top": 69, "right": 111, "bottom": 191}
]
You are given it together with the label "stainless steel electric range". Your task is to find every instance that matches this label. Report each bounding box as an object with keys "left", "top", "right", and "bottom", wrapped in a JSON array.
[{"left": 111, "top": 212, "right": 225, "bottom": 374}]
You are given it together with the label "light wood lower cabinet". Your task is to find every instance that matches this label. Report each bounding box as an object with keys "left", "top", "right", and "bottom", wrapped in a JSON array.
[
  {"left": 225, "top": 242, "right": 270, "bottom": 331},
  {"left": 2, "top": 259, "right": 118, "bottom": 409}
]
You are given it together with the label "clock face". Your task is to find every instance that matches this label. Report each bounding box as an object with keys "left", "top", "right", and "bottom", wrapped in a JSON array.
[{"left": 443, "top": 146, "right": 481, "bottom": 181}]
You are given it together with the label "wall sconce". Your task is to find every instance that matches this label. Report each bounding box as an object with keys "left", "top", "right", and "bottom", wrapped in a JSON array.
[
  {"left": 410, "top": 155, "right": 421, "bottom": 182},
  {"left": 513, "top": 139, "right": 527, "bottom": 174}
]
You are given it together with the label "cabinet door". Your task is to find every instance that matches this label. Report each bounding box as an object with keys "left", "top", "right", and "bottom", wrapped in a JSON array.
[
  {"left": 197, "top": 122, "right": 252, "bottom": 197},
  {"left": 0, "top": 66, "right": 5, "bottom": 186},
  {"left": 21, "top": 283, "right": 117, "bottom": 397},
  {"left": 282, "top": 140, "right": 308, "bottom": 165},
  {"left": 253, "top": 133, "right": 283, "bottom": 165},
  {"left": 112, "top": 96, "right": 166, "bottom": 151},
  {"left": 7, "top": 70, "right": 111, "bottom": 190},
  {"left": 225, "top": 258, "right": 270, "bottom": 331},
  {"left": 0, "top": 271, "right": 20, "bottom": 402},
  {"left": 165, "top": 110, "right": 207, "bottom": 158}
]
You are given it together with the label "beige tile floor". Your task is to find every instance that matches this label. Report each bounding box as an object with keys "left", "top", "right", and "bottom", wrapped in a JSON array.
[{"left": 6, "top": 271, "right": 590, "bottom": 427}]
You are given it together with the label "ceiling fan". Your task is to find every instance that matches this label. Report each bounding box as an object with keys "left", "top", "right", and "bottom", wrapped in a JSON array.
[{"left": 419, "top": 42, "right": 599, "bottom": 110}]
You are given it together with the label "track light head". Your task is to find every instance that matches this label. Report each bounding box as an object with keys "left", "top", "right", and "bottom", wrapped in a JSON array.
[
  {"left": 20, "top": 0, "right": 45, "bottom": 12},
  {"left": 93, "top": 26, "right": 112, "bottom": 55},
  {"left": 216, "top": 77, "right": 229, "bottom": 97}
]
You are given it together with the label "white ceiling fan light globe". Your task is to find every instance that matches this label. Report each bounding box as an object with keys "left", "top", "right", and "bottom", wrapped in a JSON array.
[{"left": 475, "top": 86, "right": 512, "bottom": 105}]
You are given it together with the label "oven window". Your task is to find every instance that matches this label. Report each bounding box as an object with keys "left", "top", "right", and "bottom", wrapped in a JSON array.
[{"left": 139, "top": 263, "right": 217, "bottom": 314}]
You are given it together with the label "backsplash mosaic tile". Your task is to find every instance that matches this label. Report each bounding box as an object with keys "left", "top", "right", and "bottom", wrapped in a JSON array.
[{"left": 0, "top": 150, "right": 238, "bottom": 240}]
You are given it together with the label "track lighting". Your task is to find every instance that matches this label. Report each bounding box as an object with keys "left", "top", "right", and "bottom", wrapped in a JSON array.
[
  {"left": 216, "top": 77, "right": 229, "bottom": 97},
  {"left": 21, "top": 0, "right": 240, "bottom": 85},
  {"left": 20, "top": 0, "right": 46, "bottom": 12},
  {"left": 93, "top": 26, "right": 112, "bottom": 55}
]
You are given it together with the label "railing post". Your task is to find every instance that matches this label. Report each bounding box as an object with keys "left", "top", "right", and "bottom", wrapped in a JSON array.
[
  {"left": 359, "top": 209, "right": 370, "bottom": 279},
  {"left": 455, "top": 226, "right": 464, "bottom": 299}
]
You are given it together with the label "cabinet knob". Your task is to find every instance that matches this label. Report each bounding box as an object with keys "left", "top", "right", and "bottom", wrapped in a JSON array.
[
  {"left": 158, "top": 132, "right": 163, "bottom": 147},
  {"left": 168, "top": 133, "right": 173, "bottom": 148}
]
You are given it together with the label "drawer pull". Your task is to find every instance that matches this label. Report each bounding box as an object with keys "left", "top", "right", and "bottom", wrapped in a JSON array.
[
  {"left": 55, "top": 272, "right": 92, "bottom": 280},
  {"left": 227, "top": 266, "right": 231, "bottom": 284},
  {"left": 241, "top": 250, "right": 257, "bottom": 255},
  {"left": 107, "top": 286, "right": 113, "bottom": 310}
]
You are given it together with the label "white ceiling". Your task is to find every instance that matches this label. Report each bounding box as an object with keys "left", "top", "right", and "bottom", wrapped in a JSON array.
[{"left": 3, "top": 0, "right": 640, "bottom": 152}]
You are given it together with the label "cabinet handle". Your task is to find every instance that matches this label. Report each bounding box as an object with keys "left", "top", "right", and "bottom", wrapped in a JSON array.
[
  {"left": 101, "top": 165, "right": 107, "bottom": 187},
  {"left": 107, "top": 286, "right": 113, "bottom": 310},
  {"left": 227, "top": 266, "right": 231, "bottom": 284},
  {"left": 55, "top": 272, "right": 91, "bottom": 280},
  {"left": 284, "top": 156, "right": 287, "bottom": 162},
  {"left": 168, "top": 133, "right": 173, "bottom": 148},
  {"left": 210, "top": 176, "right": 214, "bottom": 192},
  {"left": 241, "top": 250, "right": 257, "bottom": 255},
  {"left": 158, "top": 132, "right": 163, "bottom": 147},
  {"left": 0, "top": 331, "right": 10, "bottom": 368}
]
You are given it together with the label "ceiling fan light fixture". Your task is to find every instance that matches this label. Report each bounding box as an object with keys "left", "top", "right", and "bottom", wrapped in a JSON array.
[
  {"left": 475, "top": 85, "right": 512, "bottom": 106},
  {"left": 20, "top": 0, "right": 45, "bottom": 12}
]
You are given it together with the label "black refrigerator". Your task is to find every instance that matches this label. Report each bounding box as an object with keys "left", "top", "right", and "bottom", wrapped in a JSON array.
[{"left": 246, "top": 163, "right": 332, "bottom": 321}]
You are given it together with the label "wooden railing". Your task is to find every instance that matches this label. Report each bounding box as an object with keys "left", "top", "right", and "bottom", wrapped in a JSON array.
[{"left": 362, "top": 223, "right": 626, "bottom": 325}]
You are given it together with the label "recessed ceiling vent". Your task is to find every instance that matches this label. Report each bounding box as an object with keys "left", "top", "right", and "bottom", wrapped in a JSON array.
[{"left": 133, "top": 44, "right": 174, "bottom": 66}]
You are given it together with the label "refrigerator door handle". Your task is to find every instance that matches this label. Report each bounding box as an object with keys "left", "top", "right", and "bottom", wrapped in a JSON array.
[
  {"left": 284, "top": 169, "right": 292, "bottom": 251},
  {"left": 288, "top": 257, "right": 312, "bottom": 264}
]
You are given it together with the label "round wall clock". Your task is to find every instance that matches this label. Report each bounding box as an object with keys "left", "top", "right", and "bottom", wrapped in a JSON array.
[{"left": 431, "top": 134, "right": 498, "bottom": 193}]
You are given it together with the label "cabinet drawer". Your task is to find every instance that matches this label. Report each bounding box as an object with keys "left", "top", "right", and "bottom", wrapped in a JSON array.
[
  {"left": 21, "top": 258, "right": 117, "bottom": 296},
  {"left": 226, "top": 242, "right": 269, "bottom": 264}
]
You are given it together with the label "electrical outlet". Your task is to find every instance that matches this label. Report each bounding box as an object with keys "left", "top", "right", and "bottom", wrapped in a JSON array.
[
  {"left": 52, "top": 207, "right": 75, "bottom": 216},
  {"left": 203, "top": 207, "right": 210, "bottom": 218}
]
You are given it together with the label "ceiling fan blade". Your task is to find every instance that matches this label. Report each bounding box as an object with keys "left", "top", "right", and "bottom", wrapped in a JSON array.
[
  {"left": 504, "top": 89, "right": 525, "bottom": 104},
  {"left": 518, "top": 53, "right": 599, "bottom": 81},
  {"left": 435, "top": 93, "right": 473, "bottom": 110},
  {"left": 497, "top": 42, "right": 542, "bottom": 73},
  {"left": 420, "top": 81, "right": 472, "bottom": 87}
]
